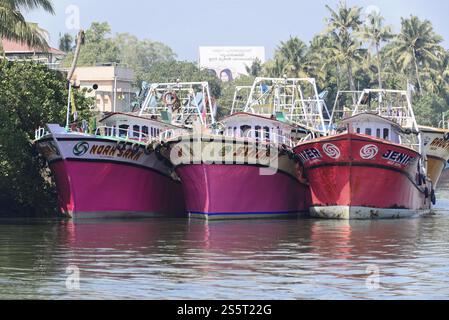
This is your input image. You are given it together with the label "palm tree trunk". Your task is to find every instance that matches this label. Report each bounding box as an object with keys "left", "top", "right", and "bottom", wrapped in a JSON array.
[
  {"left": 412, "top": 47, "right": 423, "bottom": 95},
  {"left": 376, "top": 43, "right": 383, "bottom": 89},
  {"left": 347, "top": 61, "right": 357, "bottom": 104}
]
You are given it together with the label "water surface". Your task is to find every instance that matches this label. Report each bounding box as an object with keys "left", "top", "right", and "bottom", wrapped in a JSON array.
[{"left": 1, "top": 198, "right": 449, "bottom": 299}]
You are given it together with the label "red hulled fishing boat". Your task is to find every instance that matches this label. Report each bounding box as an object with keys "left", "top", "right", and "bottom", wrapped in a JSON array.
[{"left": 294, "top": 89, "right": 433, "bottom": 219}]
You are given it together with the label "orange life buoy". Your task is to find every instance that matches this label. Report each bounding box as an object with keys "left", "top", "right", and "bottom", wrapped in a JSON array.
[{"left": 163, "top": 91, "right": 178, "bottom": 106}]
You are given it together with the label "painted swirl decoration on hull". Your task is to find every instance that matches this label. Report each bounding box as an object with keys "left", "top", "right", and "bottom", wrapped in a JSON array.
[
  {"left": 360, "top": 144, "right": 379, "bottom": 160},
  {"left": 322, "top": 143, "right": 341, "bottom": 159}
]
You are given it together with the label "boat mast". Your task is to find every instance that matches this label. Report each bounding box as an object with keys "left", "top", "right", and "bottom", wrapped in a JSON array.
[{"left": 65, "top": 30, "right": 85, "bottom": 130}]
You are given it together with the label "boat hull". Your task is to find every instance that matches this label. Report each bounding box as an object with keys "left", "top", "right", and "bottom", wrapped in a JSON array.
[
  {"left": 421, "top": 129, "right": 449, "bottom": 187},
  {"left": 36, "top": 132, "right": 185, "bottom": 219},
  {"left": 167, "top": 134, "right": 308, "bottom": 220},
  {"left": 294, "top": 133, "right": 431, "bottom": 220},
  {"left": 177, "top": 164, "right": 307, "bottom": 220}
]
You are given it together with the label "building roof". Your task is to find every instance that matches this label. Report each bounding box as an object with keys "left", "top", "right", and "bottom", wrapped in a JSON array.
[{"left": 1, "top": 38, "right": 65, "bottom": 55}]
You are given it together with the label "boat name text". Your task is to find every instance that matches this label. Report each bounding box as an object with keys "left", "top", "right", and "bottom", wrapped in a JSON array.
[{"left": 382, "top": 150, "right": 414, "bottom": 166}]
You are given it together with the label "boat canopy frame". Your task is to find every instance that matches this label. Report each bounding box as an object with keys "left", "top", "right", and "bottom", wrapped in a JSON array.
[
  {"left": 138, "top": 81, "right": 216, "bottom": 127},
  {"left": 240, "top": 77, "right": 330, "bottom": 135}
]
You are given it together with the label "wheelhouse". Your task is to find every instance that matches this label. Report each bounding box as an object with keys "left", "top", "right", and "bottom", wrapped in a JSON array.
[
  {"left": 218, "top": 112, "right": 310, "bottom": 147},
  {"left": 97, "top": 112, "right": 183, "bottom": 143}
]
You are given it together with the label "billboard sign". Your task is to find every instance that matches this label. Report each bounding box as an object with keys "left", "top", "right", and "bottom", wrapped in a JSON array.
[{"left": 199, "top": 46, "right": 266, "bottom": 82}]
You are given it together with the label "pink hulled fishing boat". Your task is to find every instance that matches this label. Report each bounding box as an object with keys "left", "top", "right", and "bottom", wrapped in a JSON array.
[
  {"left": 294, "top": 89, "right": 433, "bottom": 219},
  {"left": 35, "top": 81, "right": 215, "bottom": 219},
  {"left": 162, "top": 77, "right": 329, "bottom": 220}
]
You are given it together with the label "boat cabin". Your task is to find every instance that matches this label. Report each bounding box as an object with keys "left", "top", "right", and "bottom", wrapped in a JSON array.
[
  {"left": 219, "top": 112, "right": 310, "bottom": 146},
  {"left": 98, "top": 112, "right": 183, "bottom": 142},
  {"left": 340, "top": 113, "right": 412, "bottom": 144}
]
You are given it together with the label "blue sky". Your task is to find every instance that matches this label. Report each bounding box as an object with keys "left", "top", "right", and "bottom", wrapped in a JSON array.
[{"left": 25, "top": 0, "right": 449, "bottom": 61}]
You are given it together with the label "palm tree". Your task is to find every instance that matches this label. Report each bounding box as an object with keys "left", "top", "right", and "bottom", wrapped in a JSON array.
[
  {"left": 0, "top": 0, "right": 54, "bottom": 52},
  {"left": 275, "top": 36, "right": 308, "bottom": 77},
  {"left": 359, "top": 12, "right": 393, "bottom": 89},
  {"left": 245, "top": 58, "right": 262, "bottom": 77},
  {"left": 387, "top": 15, "right": 444, "bottom": 95},
  {"left": 423, "top": 51, "right": 449, "bottom": 96},
  {"left": 59, "top": 33, "right": 74, "bottom": 53},
  {"left": 325, "top": 1, "right": 363, "bottom": 96}
]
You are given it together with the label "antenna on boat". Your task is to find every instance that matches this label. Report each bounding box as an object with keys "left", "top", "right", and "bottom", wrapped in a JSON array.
[{"left": 65, "top": 30, "right": 85, "bottom": 130}]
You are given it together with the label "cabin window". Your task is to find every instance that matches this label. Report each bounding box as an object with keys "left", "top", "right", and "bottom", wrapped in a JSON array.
[
  {"left": 356, "top": 128, "right": 361, "bottom": 134},
  {"left": 376, "top": 129, "right": 381, "bottom": 138},
  {"left": 255, "top": 126, "right": 261, "bottom": 139},
  {"left": 133, "top": 125, "right": 140, "bottom": 138},
  {"left": 241, "top": 125, "right": 251, "bottom": 138},
  {"left": 119, "top": 125, "right": 129, "bottom": 138},
  {"left": 142, "top": 126, "right": 149, "bottom": 136},
  {"left": 365, "top": 128, "right": 372, "bottom": 136},
  {"left": 383, "top": 128, "right": 390, "bottom": 140},
  {"left": 264, "top": 127, "right": 270, "bottom": 139}
]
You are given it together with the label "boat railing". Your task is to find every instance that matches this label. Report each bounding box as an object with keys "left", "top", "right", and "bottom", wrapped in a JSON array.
[
  {"left": 95, "top": 126, "right": 151, "bottom": 143},
  {"left": 299, "top": 132, "right": 317, "bottom": 143},
  {"left": 244, "top": 129, "right": 294, "bottom": 148},
  {"left": 159, "top": 128, "right": 188, "bottom": 142},
  {"left": 35, "top": 127, "right": 49, "bottom": 140}
]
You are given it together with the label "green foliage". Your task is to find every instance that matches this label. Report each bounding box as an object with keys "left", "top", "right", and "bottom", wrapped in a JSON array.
[
  {"left": 145, "top": 60, "right": 222, "bottom": 97},
  {"left": 62, "top": 22, "right": 120, "bottom": 67},
  {"left": 413, "top": 93, "right": 449, "bottom": 127},
  {"left": 245, "top": 58, "right": 263, "bottom": 77},
  {"left": 0, "top": 0, "right": 54, "bottom": 52},
  {"left": 58, "top": 33, "right": 74, "bottom": 52},
  {"left": 0, "top": 61, "right": 93, "bottom": 216},
  {"left": 61, "top": 22, "right": 177, "bottom": 86}
]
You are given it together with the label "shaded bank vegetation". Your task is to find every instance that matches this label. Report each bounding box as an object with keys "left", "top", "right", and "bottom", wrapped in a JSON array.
[{"left": 0, "top": 62, "right": 92, "bottom": 216}]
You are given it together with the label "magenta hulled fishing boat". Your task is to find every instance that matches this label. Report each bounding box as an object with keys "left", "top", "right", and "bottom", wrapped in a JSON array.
[
  {"left": 162, "top": 77, "right": 329, "bottom": 220},
  {"left": 35, "top": 113, "right": 185, "bottom": 219},
  {"left": 35, "top": 81, "right": 215, "bottom": 219}
]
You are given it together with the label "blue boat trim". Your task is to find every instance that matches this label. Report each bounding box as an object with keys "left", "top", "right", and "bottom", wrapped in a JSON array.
[{"left": 190, "top": 211, "right": 300, "bottom": 216}]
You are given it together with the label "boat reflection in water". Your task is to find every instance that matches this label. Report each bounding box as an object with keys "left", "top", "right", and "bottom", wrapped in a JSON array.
[{"left": 1, "top": 214, "right": 446, "bottom": 299}]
